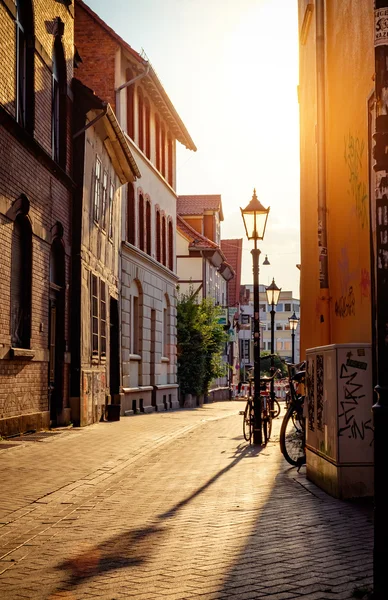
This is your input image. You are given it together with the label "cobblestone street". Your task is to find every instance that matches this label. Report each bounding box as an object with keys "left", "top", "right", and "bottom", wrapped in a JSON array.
[{"left": 0, "top": 402, "right": 373, "bottom": 600}]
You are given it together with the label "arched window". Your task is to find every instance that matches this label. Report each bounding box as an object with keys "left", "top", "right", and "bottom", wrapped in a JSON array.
[
  {"left": 167, "top": 134, "right": 174, "bottom": 187},
  {"left": 161, "top": 125, "right": 166, "bottom": 178},
  {"left": 156, "top": 208, "right": 161, "bottom": 263},
  {"left": 126, "top": 67, "right": 135, "bottom": 139},
  {"left": 144, "top": 97, "right": 151, "bottom": 159},
  {"left": 127, "top": 184, "right": 135, "bottom": 244},
  {"left": 146, "top": 200, "right": 151, "bottom": 255},
  {"left": 155, "top": 114, "right": 161, "bottom": 172},
  {"left": 52, "top": 25, "right": 67, "bottom": 167},
  {"left": 162, "top": 214, "right": 167, "bottom": 266},
  {"left": 137, "top": 87, "right": 144, "bottom": 152},
  {"left": 138, "top": 193, "right": 145, "bottom": 251},
  {"left": 168, "top": 219, "right": 174, "bottom": 271},
  {"left": 15, "top": 0, "right": 34, "bottom": 131},
  {"left": 11, "top": 214, "right": 32, "bottom": 348}
]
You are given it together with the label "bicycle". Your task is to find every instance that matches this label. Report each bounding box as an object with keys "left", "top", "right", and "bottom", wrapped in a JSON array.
[
  {"left": 279, "top": 360, "right": 306, "bottom": 468},
  {"left": 242, "top": 369, "right": 280, "bottom": 445}
]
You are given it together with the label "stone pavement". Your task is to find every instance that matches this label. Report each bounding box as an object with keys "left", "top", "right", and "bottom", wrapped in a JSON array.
[{"left": 0, "top": 401, "right": 373, "bottom": 600}]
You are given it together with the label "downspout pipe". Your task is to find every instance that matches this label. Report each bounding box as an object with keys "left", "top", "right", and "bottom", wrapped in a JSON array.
[{"left": 316, "top": 0, "right": 330, "bottom": 342}]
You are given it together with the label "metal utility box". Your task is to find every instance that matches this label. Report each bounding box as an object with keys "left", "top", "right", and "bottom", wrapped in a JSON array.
[{"left": 305, "top": 343, "right": 373, "bottom": 499}]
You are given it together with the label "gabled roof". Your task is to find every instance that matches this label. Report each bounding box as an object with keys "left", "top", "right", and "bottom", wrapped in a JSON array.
[
  {"left": 177, "top": 195, "right": 224, "bottom": 221},
  {"left": 73, "top": 78, "right": 141, "bottom": 183},
  {"left": 76, "top": 0, "right": 196, "bottom": 151},
  {"left": 177, "top": 215, "right": 219, "bottom": 251}
]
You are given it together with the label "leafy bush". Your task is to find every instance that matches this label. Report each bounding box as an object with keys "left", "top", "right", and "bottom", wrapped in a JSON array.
[{"left": 177, "top": 289, "right": 227, "bottom": 397}]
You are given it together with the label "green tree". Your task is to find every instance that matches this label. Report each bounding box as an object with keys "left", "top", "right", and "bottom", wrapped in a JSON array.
[{"left": 177, "top": 289, "right": 227, "bottom": 398}]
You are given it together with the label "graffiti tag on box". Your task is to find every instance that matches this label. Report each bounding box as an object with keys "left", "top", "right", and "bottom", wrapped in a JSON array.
[{"left": 338, "top": 363, "right": 373, "bottom": 444}]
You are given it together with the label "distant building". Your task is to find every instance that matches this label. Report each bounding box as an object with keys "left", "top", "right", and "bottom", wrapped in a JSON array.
[{"left": 238, "top": 285, "right": 300, "bottom": 373}]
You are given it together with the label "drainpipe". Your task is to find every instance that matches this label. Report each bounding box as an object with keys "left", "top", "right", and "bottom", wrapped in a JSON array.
[
  {"left": 316, "top": 0, "right": 330, "bottom": 343},
  {"left": 372, "top": 3, "right": 388, "bottom": 598}
]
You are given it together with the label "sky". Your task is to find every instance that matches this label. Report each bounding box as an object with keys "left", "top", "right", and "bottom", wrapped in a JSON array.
[{"left": 86, "top": 0, "right": 301, "bottom": 297}]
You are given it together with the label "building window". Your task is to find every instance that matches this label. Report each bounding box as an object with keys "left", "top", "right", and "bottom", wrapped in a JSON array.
[
  {"left": 139, "top": 193, "right": 144, "bottom": 251},
  {"left": 11, "top": 215, "right": 32, "bottom": 348},
  {"left": 146, "top": 200, "right": 151, "bottom": 255},
  {"left": 259, "top": 303, "right": 266, "bottom": 312},
  {"left": 156, "top": 208, "right": 161, "bottom": 262},
  {"left": 16, "top": 1, "right": 34, "bottom": 132},
  {"left": 101, "top": 171, "right": 108, "bottom": 230},
  {"left": 91, "top": 274, "right": 99, "bottom": 357},
  {"left": 138, "top": 87, "right": 144, "bottom": 152},
  {"left": 127, "top": 184, "right": 135, "bottom": 244},
  {"left": 130, "top": 281, "right": 141, "bottom": 356},
  {"left": 276, "top": 340, "right": 284, "bottom": 351},
  {"left": 52, "top": 31, "right": 66, "bottom": 168},
  {"left": 285, "top": 303, "right": 291, "bottom": 312},
  {"left": 93, "top": 157, "right": 101, "bottom": 223},
  {"left": 276, "top": 323, "right": 283, "bottom": 331},
  {"left": 276, "top": 303, "right": 284, "bottom": 312},
  {"left": 167, "top": 134, "right": 173, "bottom": 186},
  {"left": 168, "top": 219, "right": 173, "bottom": 270},
  {"left": 145, "top": 98, "right": 151, "bottom": 159},
  {"left": 163, "top": 295, "right": 170, "bottom": 358},
  {"left": 162, "top": 215, "right": 167, "bottom": 266},
  {"left": 241, "top": 313, "right": 250, "bottom": 324},
  {"left": 155, "top": 114, "right": 161, "bottom": 171},
  {"left": 108, "top": 182, "right": 114, "bottom": 239},
  {"left": 161, "top": 125, "right": 166, "bottom": 178},
  {"left": 100, "top": 280, "right": 106, "bottom": 357},
  {"left": 126, "top": 67, "right": 134, "bottom": 139},
  {"left": 241, "top": 339, "right": 250, "bottom": 362}
]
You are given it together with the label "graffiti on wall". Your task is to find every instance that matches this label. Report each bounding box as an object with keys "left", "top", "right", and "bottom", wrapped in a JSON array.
[
  {"left": 306, "top": 359, "right": 315, "bottom": 431},
  {"left": 335, "top": 286, "right": 356, "bottom": 318},
  {"left": 316, "top": 355, "right": 324, "bottom": 431},
  {"left": 338, "top": 362, "right": 373, "bottom": 444},
  {"left": 344, "top": 132, "right": 368, "bottom": 228},
  {"left": 360, "top": 268, "right": 371, "bottom": 299}
]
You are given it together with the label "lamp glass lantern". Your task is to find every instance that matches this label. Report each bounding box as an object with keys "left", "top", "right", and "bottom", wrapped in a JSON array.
[
  {"left": 265, "top": 278, "right": 281, "bottom": 307},
  {"left": 240, "top": 189, "right": 270, "bottom": 242},
  {"left": 289, "top": 311, "right": 299, "bottom": 331}
]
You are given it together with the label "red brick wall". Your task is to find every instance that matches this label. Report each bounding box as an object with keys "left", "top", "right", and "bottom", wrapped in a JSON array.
[
  {"left": 0, "top": 0, "right": 74, "bottom": 432},
  {"left": 74, "top": 3, "right": 118, "bottom": 111}
]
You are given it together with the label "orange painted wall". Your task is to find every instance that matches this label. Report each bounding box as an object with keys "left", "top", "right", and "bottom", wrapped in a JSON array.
[{"left": 298, "top": 0, "right": 374, "bottom": 358}]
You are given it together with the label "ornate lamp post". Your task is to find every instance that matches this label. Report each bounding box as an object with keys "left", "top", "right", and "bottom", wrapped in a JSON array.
[
  {"left": 241, "top": 189, "right": 270, "bottom": 445},
  {"left": 266, "top": 278, "right": 281, "bottom": 409},
  {"left": 288, "top": 311, "right": 299, "bottom": 363}
]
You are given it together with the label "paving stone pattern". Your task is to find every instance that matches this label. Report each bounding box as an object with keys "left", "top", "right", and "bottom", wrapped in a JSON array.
[{"left": 0, "top": 402, "right": 373, "bottom": 599}]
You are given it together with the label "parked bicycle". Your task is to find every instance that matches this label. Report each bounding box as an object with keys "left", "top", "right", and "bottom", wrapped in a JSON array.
[
  {"left": 242, "top": 368, "right": 281, "bottom": 445},
  {"left": 279, "top": 360, "right": 306, "bottom": 468}
]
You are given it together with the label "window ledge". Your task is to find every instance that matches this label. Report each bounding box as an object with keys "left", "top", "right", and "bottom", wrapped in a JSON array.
[
  {"left": 11, "top": 347, "right": 35, "bottom": 359},
  {"left": 130, "top": 354, "right": 141, "bottom": 361},
  {"left": 161, "top": 356, "right": 170, "bottom": 363}
]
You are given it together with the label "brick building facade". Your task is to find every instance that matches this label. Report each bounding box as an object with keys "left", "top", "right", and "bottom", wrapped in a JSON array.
[{"left": 0, "top": 0, "right": 74, "bottom": 435}]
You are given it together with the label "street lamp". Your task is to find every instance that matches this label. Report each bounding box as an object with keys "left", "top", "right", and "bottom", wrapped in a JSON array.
[
  {"left": 241, "top": 189, "right": 270, "bottom": 445},
  {"left": 266, "top": 278, "right": 281, "bottom": 410},
  {"left": 288, "top": 311, "right": 299, "bottom": 363}
]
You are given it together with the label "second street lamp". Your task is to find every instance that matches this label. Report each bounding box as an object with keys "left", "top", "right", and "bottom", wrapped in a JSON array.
[
  {"left": 266, "top": 278, "right": 281, "bottom": 412},
  {"left": 289, "top": 311, "right": 299, "bottom": 363},
  {"left": 241, "top": 189, "right": 270, "bottom": 445}
]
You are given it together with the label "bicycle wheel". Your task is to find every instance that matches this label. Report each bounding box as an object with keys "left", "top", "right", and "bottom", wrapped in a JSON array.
[
  {"left": 243, "top": 401, "right": 252, "bottom": 442},
  {"left": 272, "top": 398, "right": 281, "bottom": 419},
  {"left": 280, "top": 403, "right": 306, "bottom": 466}
]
